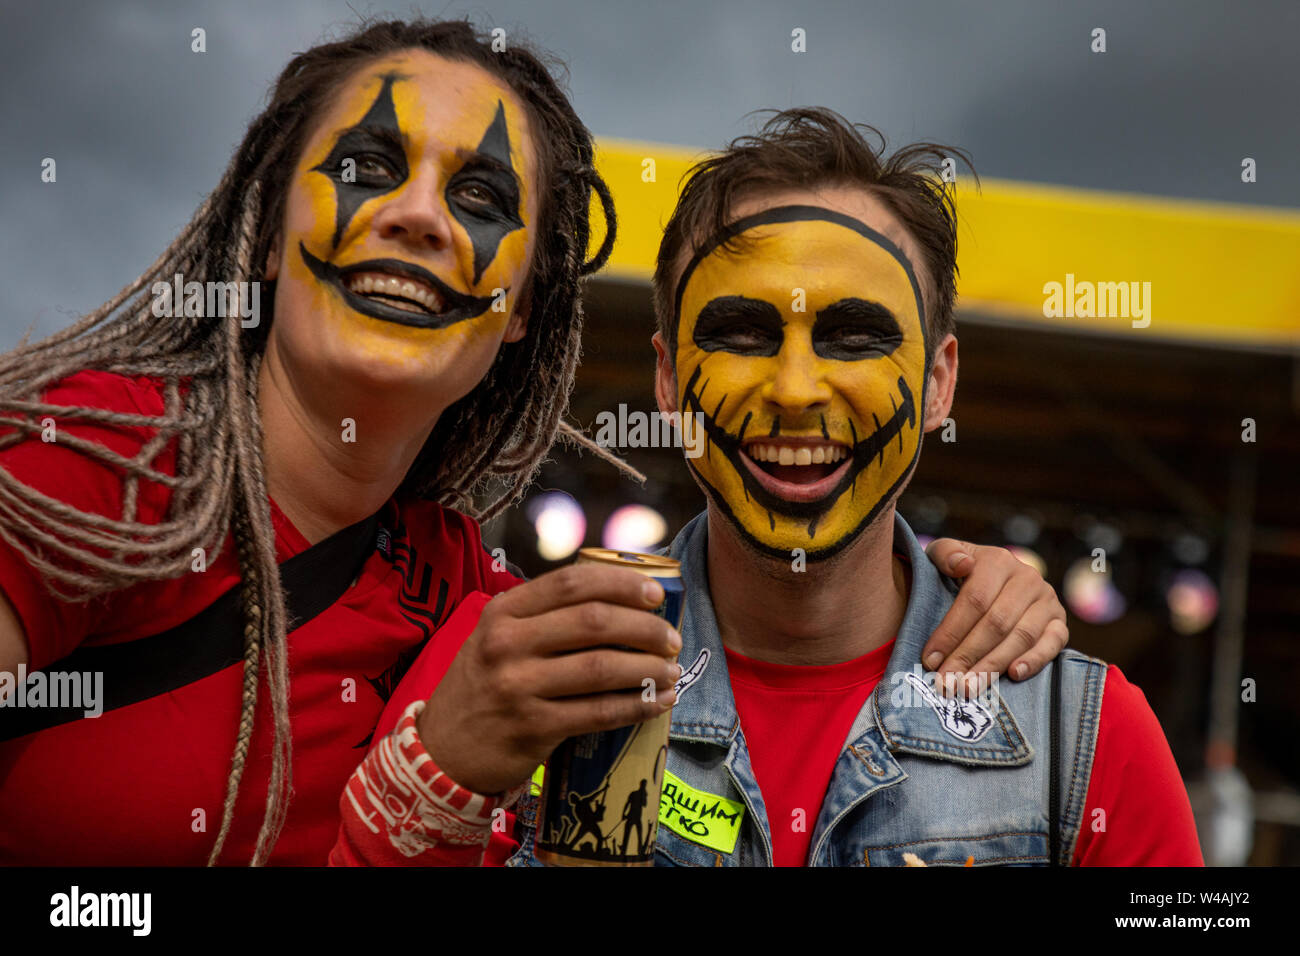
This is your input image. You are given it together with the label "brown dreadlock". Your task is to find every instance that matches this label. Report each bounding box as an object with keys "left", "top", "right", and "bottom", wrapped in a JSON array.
[{"left": 0, "top": 18, "right": 617, "bottom": 865}]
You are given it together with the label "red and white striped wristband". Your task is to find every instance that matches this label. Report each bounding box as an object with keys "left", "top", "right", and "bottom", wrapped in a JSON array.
[{"left": 342, "top": 699, "right": 528, "bottom": 859}]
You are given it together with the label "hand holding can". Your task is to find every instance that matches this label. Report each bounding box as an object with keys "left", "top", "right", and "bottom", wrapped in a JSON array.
[
  {"left": 534, "top": 548, "right": 685, "bottom": 866},
  {"left": 417, "top": 558, "right": 681, "bottom": 799}
]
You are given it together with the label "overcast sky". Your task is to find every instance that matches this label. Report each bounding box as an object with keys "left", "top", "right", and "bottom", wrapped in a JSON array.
[{"left": 2, "top": 0, "right": 1295, "bottom": 346}]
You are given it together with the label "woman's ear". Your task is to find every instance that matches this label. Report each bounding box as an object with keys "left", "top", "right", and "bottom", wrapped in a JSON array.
[
  {"left": 503, "top": 284, "right": 532, "bottom": 343},
  {"left": 263, "top": 232, "right": 282, "bottom": 281}
]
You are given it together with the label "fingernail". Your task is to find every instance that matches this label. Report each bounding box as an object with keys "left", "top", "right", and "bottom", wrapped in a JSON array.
[
  {"left": 1014, "top": 662, "right": 1028, "bottom": 680},
  {"left": 924, "top": 652, "right": 943, "bottom": 670},
  {"left": 660, "top": 689, "right": 677, "bottom": 711},
  {"left": 667, "top": 625, "right": 682, "bottom": 653},
  {"left": 643, "top": 580, "right": 665, "bottom": 604},
  {"left": 948, "top": 553, "right": 971, "bottom": 573},
  {"left": 673, "top": 662, "right": 683, "bottom": 679}
]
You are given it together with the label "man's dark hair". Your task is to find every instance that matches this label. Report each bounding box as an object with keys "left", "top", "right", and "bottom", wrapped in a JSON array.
[{"left": 653, "top": 107, "right": 976, "bottom": 358}]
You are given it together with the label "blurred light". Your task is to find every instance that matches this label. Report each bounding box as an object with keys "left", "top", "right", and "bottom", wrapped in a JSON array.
[
  {"left": 527, "top": 491, "right": 586, "bottom": 561},
  {"left": 912, "top": 496, "right": 948, "bottom": 534},
  {"left": 603, "top": 504, "right": 667, "bottom": 553},
  {"left": 1082, "top": 521, "right": 1123, "bottom": 556},
  {"left": 1166, "top": 568, "right": 1219, "bottom": 635},
  {"left": 1002, "top": 514, "right": 1041, "bottom": 546},
  {"left": 1063, "top": 556, "right": 1127, "bottom": 625},
  {"left": 1006, "top": 545, "right": 1048, "bottom": 578},
  {"left": 1172, "top": 532, "right": 1210, "bottom": 566}
]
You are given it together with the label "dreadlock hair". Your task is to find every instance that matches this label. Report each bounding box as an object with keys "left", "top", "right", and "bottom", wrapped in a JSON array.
[
  {"left": 0, "top": 18, "right": 617, "bottom": 865},
  {"left": 653, "top": 107, "right": 978, "bottom": 362}
]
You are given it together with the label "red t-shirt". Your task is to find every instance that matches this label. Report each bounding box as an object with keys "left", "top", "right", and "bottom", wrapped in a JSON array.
[
  {"left": 725, "top": 642, "right": 894, "bottom": 866},
  {"left": 0, "top": 370, "right": 521, "bottom": 865},
  {"left": 727, "top": 648, "right": 1203, "bottom": 866}
]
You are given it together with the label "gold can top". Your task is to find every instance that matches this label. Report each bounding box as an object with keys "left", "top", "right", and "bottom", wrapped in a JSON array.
[{"left": 575, "top": 547, "right": 681, "bottom": 577}]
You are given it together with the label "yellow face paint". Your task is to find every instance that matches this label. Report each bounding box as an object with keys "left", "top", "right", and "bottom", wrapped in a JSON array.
[
  {"left": 281, "top": 54, "right": 535, "bottom": 366},
  {"left": 673, "top": 206, "right": 928, "bottom": 560}
]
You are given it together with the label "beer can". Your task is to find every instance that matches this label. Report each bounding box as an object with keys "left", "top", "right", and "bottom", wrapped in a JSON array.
[{"left": 533, "top": 548, "right": 684, "bottom": 866}]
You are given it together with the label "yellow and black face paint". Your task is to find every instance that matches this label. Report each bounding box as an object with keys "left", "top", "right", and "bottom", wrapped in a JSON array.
[
  {"left": 673, "top": 205, "right": 929, "bottom": 561},
  {"left": 290, "top": 66, "right": 531, "bottom": 334}
]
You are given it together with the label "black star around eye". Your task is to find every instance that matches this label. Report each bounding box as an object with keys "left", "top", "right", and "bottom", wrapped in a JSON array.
[
  {"left": 448, "top": 100, "right": 525, "bottom": 285},
  {"left": 313, "top": 72, "right": 409, "bottom": 249}
]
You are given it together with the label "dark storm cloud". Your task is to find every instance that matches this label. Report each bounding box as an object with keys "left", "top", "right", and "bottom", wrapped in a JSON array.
[{"left": 1, "top": 0, "right": 1294, "bottom": 347}]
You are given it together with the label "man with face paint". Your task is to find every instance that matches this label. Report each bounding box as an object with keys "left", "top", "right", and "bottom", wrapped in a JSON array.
[
  {"left": 327, "top": 112, "right": 1198, "bottom": 869},
  {"left": 581, "top": 108, "right": 1197, "bottom": 867}
]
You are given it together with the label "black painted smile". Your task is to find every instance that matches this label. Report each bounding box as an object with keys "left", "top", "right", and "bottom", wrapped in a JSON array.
[
  {"left": 681, "top": 363, "right": 916, "bottom": 524},
  {"left": 300, "top": 243, "right": 500, "bottom": 330}
]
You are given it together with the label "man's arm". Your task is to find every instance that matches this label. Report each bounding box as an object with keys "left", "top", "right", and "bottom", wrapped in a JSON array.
[{"left": 1073, "top": 665, "right": 1204, "bottom": 866}]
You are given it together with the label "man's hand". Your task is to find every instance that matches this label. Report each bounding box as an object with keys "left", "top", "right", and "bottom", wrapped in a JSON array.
[
  {"left": 922, "top": 539, "right": 1068, "bottom": 692},
  {"left": 416, "top": 564, "right": 682, "bottom": 796}
]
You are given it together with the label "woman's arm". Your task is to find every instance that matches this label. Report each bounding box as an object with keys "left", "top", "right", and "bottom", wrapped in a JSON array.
[{"left": 0, "top": 588, "right": 29, "bottom": 677}]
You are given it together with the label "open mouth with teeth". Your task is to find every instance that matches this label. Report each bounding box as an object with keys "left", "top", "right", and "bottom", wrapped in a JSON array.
[
  {"left": 681, "top": 362, "right": 917, "bottom": 527},
  {"left": 738, "top": 440, "right": 853, "bottom": 504},
  {"left": 299, "top": 243, "right": 500, "bottom": 329}
]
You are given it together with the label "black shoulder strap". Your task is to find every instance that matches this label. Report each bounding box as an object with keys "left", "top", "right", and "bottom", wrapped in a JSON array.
[
  {"left": 1049, "top": 657, "right": 1063, "bottom": 866},
  {"left": 1, "top": 511, "right": 381, "bottom": 742}
]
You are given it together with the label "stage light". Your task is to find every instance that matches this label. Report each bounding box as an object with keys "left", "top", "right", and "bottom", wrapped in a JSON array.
[
  {"left": 526, "top": 491, "right": 586, "bottom": 561},
  {"left": 602, "top": 504, "right": 668, "bottom": 553},
  {"left": 1063, "top": 556, "right": 1127, "bottom": 625},
  {"left": 1166, "top": 568, "right": 1219, "bottom": 635}
]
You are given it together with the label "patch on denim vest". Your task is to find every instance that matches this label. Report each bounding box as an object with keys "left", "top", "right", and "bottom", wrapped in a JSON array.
[
  {"left": 903, "top": 673, "right": 994, "bottom": 741},
  {"left": 659, "top": 770, "right": 744, "bottom": 854},
  {"left": 674, "top": 649, "right": 710, "bottom": 699}
]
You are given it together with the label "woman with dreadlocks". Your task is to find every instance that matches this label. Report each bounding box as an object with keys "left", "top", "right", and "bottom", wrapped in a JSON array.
[
  {"left": 0, "top": 18, "right": 1066, "bottom": 867},
  {"left": 0, "top": 18, "right": 653, "bottom": 866}
]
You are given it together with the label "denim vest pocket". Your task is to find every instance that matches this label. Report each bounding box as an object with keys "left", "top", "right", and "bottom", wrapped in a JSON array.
[
  {"left": 859, "top": 829, "right": 1049, "bottom": 867},
  {"left": 654, "top": 826, "right": 730, "bottom": 867}
]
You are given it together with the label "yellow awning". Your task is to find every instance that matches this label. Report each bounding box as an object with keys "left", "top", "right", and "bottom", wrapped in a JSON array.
[{"left": 591, "top": 137, "right": 1300, "bottom": 350}]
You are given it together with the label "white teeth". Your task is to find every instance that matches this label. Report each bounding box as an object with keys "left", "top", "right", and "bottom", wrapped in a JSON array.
[
  {"left": 344, "top": 272, "right": 444, "bottom": 314},
  {"left": 747, "top": 443, "right": 848, "bottom": 464}
]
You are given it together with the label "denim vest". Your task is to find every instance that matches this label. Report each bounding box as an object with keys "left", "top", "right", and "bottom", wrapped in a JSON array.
[{"left": 508, "top": 511, "right": 1106, "bottom": 867}]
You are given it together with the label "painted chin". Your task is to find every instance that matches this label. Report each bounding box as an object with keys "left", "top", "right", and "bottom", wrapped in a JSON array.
[{"left": 737, "top": 445, "right": 853, "bottom": 504}]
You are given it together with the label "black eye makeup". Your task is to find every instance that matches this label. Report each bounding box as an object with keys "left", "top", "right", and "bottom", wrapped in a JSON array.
[
  {"left": 693, "top": 295, "right": 785, "bottom": 356},
  {"left": 811, "top": 298, "right": 904, "bottom": 360},
  {"left": 447, "top": 162, "right": 519, "bottom": 219},
  {"left": 448, "top": 101, "right": 525, "bottom": 285},
  {"left": 312, "top": 72, "right": 409, "bottom": 249}
]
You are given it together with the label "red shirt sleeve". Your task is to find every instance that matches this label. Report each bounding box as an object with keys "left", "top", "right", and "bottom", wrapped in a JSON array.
[
  {"left": 331, "top": 591, "right": 522, "bottom": 866},
  {"left": 0, "top": 371, "right": 177, "bottom": 668},
  {"left": 1072, "top": 664, "right": 1204, "bottom": 866}
]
